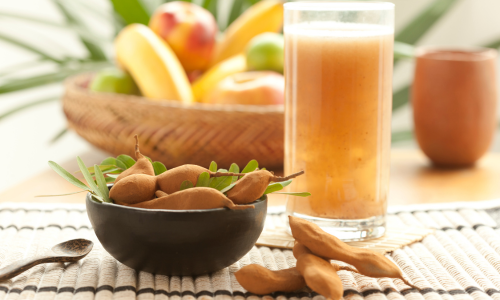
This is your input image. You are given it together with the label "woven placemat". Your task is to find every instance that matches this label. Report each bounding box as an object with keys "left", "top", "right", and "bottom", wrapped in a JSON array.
[
  {"left": 257, "top": 211, "right": 434, "bottom": 253},
  {"left": 1, "top": 201, "right": 500, "bottom": 300}
]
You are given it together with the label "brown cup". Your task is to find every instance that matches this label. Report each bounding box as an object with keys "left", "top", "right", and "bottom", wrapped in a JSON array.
[{"left": 412, "top": 47, "right": 498, "bottom": 167}]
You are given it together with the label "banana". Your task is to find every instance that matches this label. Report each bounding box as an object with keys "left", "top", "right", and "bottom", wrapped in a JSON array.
[
  {"left": 192, "top": 54, "right": 247, "bottom": 102},
  {"left": 115, "top": 24, "right": 193, "bottom": 103},
  {"left": 210, "top": 0, "right": 284, "bottom": 66}
]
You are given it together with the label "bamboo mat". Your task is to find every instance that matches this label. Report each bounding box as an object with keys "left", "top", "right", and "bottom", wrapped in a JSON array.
[
  {"left": 256, "top": 214, "right": 434, "bottom": 253},
  {"left": 1, "top": 201, "right": 500, "bottom": 300}
]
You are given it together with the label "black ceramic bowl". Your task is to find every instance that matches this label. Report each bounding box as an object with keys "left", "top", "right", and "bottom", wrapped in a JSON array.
[{"left": 86, "top": 191, "right": 267, "bottom": 276}]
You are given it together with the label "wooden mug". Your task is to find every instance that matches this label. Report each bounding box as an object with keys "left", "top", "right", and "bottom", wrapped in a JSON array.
[{"left": 412, "top": 47, "right": 498, "bottom": 167}]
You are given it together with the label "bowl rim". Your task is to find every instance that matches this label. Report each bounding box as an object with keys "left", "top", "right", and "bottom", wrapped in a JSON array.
[
  {"left": 86, "top": 192, "right": 267, "bottom": 213},
  {"left": 66, "top": 73, "right": 285, "bottom": 114}
]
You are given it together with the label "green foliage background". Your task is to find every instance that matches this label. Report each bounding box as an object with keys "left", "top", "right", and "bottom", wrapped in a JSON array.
[{"left": 0, "top": 0, "right": 499, "bottom": 143}]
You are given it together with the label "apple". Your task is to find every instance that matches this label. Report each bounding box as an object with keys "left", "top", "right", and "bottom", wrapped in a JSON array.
[
  {"left": 149, "top": 2, "right": 218, "bottom": 72},
  {"left": 90, "top": 68, "right": 139, "bottom": 95},
  {"left": 202, "top": 71, "right": 284, "bottom": 105},
  {"left": 246, "top": 33, "right": 284, "bottom": 73}
]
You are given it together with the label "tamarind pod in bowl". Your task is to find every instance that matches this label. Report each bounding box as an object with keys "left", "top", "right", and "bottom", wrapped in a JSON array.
[
  {"left": 157, "top": 164, "right": 208, "bottom": 194},
  {"left": 156, "top": 165, "right": 247, "bottom": 195},
  {"left": 227, "top": 170, "right": 305, "bottom": 204},
  {"left": 234, "top": 265, "right": 306, "bottom": 295},
  {"left": 130, "top": 187, "right": 254, "bottom": 210},
  {"left": 114, "top": 135, "right": 155, "bottom": 183},
  {"left": 288, "top": 216, "right": 418, "bottom": 289},
  {"left": 109, "top": 174, "right": 157, "bottom": 205},
  {"left": 296, "top": 253, "right": 343, "bottom": 300}
]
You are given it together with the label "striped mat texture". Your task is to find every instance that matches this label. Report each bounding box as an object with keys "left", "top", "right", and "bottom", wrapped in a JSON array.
[{"left": 1, "top": 201, "right": 500, "bottom": 300}]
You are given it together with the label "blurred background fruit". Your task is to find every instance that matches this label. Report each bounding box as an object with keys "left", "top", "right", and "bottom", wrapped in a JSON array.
[
  {"left": 192, "top": 54, "right": 247, "bottom": 102},
  {"left": 203, "top": 71, "right": 284, "bottom": 105},
  {"left": 246, "top": 33, "right": 284, "bottom": 73},
  {"left": 211, "top": 0, "right": 284, "bottom": 66},
  {"left": 90, "top": 68, "right": 139, "bottom": 95},
  {"left": 149, "top": 2, "right": 217, "bottom": 72},
  {"left": 115, "top": 23, "right": 193, "bottom": 102}
]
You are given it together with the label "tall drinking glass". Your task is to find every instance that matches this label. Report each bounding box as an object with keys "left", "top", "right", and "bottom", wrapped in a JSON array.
[{"left": 284, "top": 2, "right": 394, "bottom": 241}]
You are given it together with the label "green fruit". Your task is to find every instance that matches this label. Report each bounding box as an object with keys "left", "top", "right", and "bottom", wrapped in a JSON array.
[
  {"left": 90, "top": 68, "right": 140, "bottom": 95},
  {"left": 246, "top": 33, "right": 284, "bottom": 73}
]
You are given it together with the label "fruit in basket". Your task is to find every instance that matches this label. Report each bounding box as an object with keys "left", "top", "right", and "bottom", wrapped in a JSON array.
[
  {"left": 202, "top": 71, "right": 285, "bottom": 105},
  {"left": 246, "top": 33, "right": 284, "bottom": 73},
  {"left": 192, "top": 54, "right": 247, "bottom": 102},
  {"left": 149, "top": 1, "right": 217, "bottom": 72},
  {"left": 114, "top": 135, "right": 154, "bottom": 183},
  {"left": 211, "top": 0, "right": 284, "bottom": 66},
  {"left": 130, "top": 187, "right": 255, "bottom": 210},
  {"left": 89, "top": 68, "right": 139, "bottom": 95},
  {"left": 115, "top": 23, "right": 193, "bottom": 102}
]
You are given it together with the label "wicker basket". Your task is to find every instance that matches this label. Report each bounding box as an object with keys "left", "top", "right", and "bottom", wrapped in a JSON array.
[{"left": 62, "top": 73, "right": 284, "bottom": 169}]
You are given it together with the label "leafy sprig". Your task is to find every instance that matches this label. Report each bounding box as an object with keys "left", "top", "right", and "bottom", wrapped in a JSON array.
[{"left": 42, "top": 157, "right": 309, "bottom": 203}]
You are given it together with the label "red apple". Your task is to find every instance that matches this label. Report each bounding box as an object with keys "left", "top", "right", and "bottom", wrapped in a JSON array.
[
  {"left": 149, "top": 2, "right": 217, "bottom": 72},
  {"left": 202, "top": 71, "right": 285, "bottom": 105}
]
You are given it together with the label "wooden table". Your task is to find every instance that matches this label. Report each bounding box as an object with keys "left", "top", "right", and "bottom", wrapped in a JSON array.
[{"left": 2, "top": 149, "right": 500, "bottom": 206}]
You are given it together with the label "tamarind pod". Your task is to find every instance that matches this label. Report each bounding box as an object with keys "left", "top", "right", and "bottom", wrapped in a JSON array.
[
  {"left": 109, "top": 174, "right": 157, "bottom": 205},
  {"left": 234, "top": 265, "right": 306, "bottom": 295},
  {"left": 289, "top": 216, "right": 419, "bottom": 289},
  {"left": 293, "top": 242, "right": 360, "bottom": 274},
  {"left": 130, "top": 187, "right": 254, "bottom": 210},
  {"left": 115, "top": 135, "right": 155, "bottom": 183},
  {"left": 296, "top": 254, "right": 343, "bottom": 300},
  {"left": 156, "top": 164, "right": 208, "bottom": 194},
  {"left": 155, "top": 190, "right": 168, "bottom": 197},
  {"left": 227, "top": 170, "right": 305, "bottom": 204}
]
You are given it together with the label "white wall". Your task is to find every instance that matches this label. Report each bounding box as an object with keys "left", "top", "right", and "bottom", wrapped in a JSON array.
[{"left": 0, "top": 0, "right": 500, "bottom": 193}]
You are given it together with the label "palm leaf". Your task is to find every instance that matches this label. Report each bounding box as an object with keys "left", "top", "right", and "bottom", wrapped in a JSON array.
[
  {"left": 396, "top": 0, "right": 460, "bottom": 45},
  {"left": 392, "top": 130, "right": 413, "bottom": 143},
  {"left": 0, "top": 61, "right": 112, "bottom": 94},
  {"left": 393, "top": 85, "right": 411, "bottom": 112},
  {"left": 110, "top": 0, "right": 150, "bottom": 25},
  {"left": 0, "top": 32, "right": 62, "bottom": 63},
  {"left": 484, "top": 37, "right": 500, "bottom": 49},
  {"left": 0, "top": 97, "right": 58, "bottom": 121},
  {"left": 52, "top": 0, "right": 108, "bottom": 61}
]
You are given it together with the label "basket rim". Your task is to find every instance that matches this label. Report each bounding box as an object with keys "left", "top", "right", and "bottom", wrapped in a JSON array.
[{"left": 65, "top": 72, "right": 285, "bottom": 114}]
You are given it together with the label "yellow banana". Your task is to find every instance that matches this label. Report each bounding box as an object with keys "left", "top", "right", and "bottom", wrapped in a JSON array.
[
  {"left": 210, "top": 0, "right": 284, "bottom": 66},
  {"left": 115, "top": 24, "right": 193, "bottom": 103},
  {"left": 192, "top": 54, "right": 247, "bottom": 102}
]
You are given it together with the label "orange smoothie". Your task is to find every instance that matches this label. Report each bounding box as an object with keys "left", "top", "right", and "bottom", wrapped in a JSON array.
[{"left": 285, "top": 24, "right": 393, "bottom": 220}]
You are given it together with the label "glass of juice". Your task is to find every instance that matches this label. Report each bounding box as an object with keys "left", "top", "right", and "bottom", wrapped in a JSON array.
[{"left": 284, "top": 2, "right": 394, "bottom": 241}]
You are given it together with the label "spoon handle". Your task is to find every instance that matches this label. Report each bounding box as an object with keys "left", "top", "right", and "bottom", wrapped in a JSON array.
[{"left": 0, "top": 257, "right": 46, "bottom": 281}]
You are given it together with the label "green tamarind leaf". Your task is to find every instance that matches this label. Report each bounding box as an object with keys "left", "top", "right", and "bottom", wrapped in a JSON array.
[
  {"left": 117, "top": 155, "right": 136, "bottom": 169},
  {"left": 77, "top": 157, "right": 103, "bottom": 199},
  {"left": 228, "top": 163, "right": 240, "bottom": 183},
  {"left": 196, "top": 172, "right": 210, "bottom": 187},
  {"left": 94, "top": 164, "right": 111, "bottom": 203},
  {"left": 209, "top": 161, "right": 217, "bottom": 172},
  {"left": 85, "top": 165, "right": 117, "bottom": 174},
  {"left": 241, "top": 160, "right": 258, "bottom": 178},
  {"left": 210, "top": 169, "right": 232, "bottom": 190},
  {"left": 220, "top": 182, "right": 237, "bottom": 194},
  {"left": 91, "top": 194, "right": 104, "bottom": 203},
  {"left": 152, "top": 161, "right": 167, "bottom": 175},
  {"left": 180, "top": 180, "right": 194, "bottom": 190},
  {"left": 273, "top": 192, "right": 311, "bottom": 197},
  {"left": 48, "top": 161, "right": 89, "bottom": 191},
  {"left": 35, "top": 190, "right": 88, "bottom": 197},
  {"left": 101, "top": 157, "right": 117, "bottom": 166},
  {"left": 264, "top": 180, "right": 293, "bottom": 195},
  {"left": 105, "top": 174, "right": 119, "bottom": 179}
]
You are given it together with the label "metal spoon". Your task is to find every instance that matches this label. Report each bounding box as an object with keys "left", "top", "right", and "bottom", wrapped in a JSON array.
[{"left": 0, "top": 238, "right": 93, "bottom": 281}]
